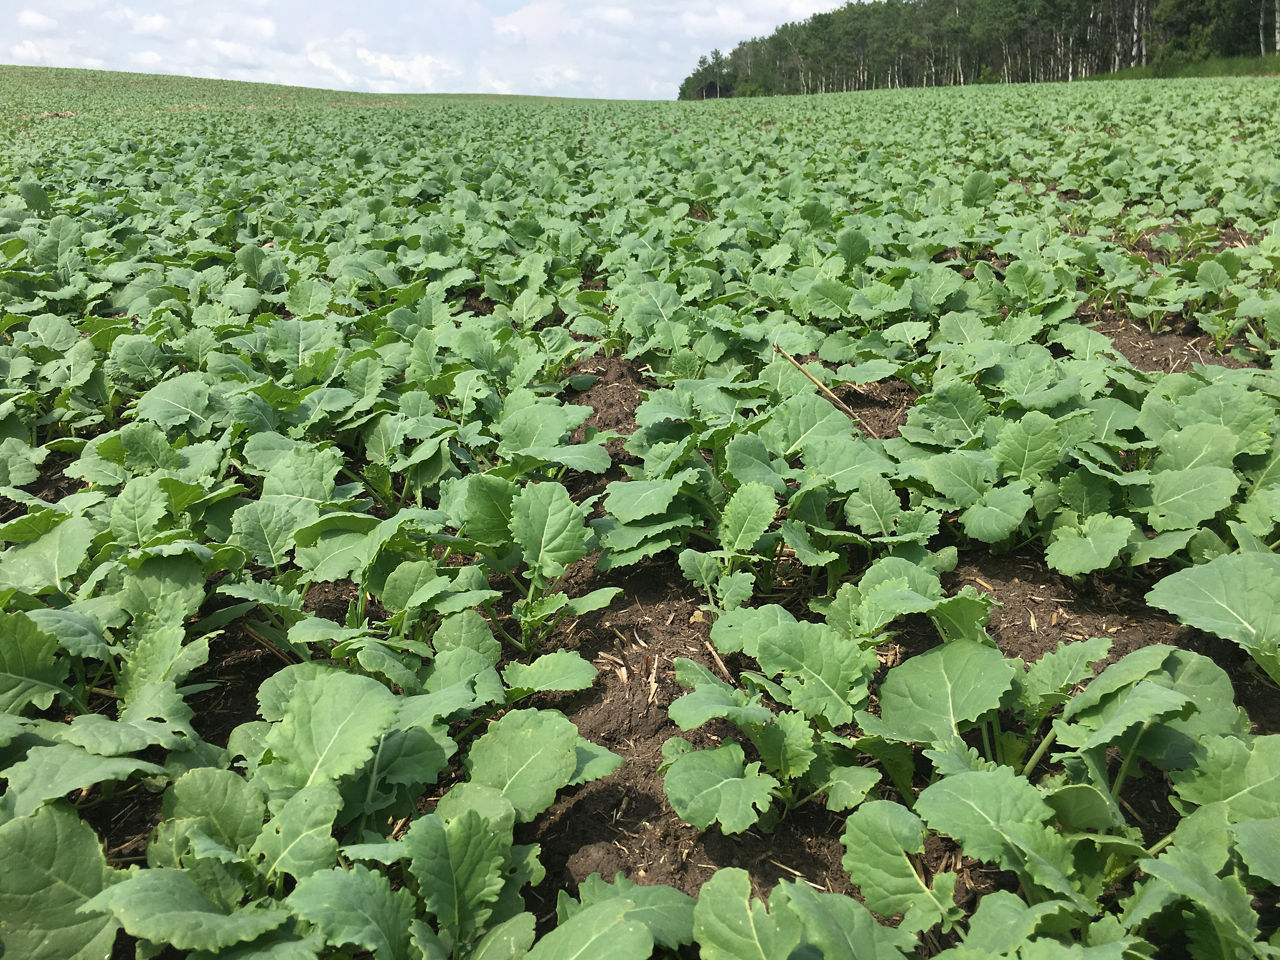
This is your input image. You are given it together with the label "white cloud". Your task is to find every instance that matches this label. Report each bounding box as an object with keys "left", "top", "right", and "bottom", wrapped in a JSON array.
[
  {"left": 493, "top": 1, "right": 582, "bottom": 46},
  {"left": 18, "top": 9, "right": 57, "bottom": 32},
  {"left": 131, "top": 12, "right": 168, "bottom": 35},
  {"left": 246, "top": 16, "right": 277, "bottom": 39},
  {"left": 307, "top": 44, "right": 354, "bottom": 86},
  {"left": 131, "top": 50, "right": 164, "bottom": 68},
  {"left": 355, "top": 48, "right": 458, "bottom": 92},
  {"left": 9, "top": 39, "right": 44, "bottom": 62}
]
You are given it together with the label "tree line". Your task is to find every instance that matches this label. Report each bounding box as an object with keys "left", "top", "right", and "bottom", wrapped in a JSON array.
[{"left": 677, "top": 0, "right": 1280, "bottom": 98}]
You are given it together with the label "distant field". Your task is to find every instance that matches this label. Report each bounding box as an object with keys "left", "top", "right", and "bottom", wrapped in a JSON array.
[{"left": 2, "top": 66, "right": 1279, "bottom": 960}]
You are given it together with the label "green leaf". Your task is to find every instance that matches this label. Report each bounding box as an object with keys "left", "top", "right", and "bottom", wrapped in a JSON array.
[
  {"left": 844, "top": 471, "right": 901, "bottom": 537},
  {"left": 604, "top": 473, "right": 693, "bottom": 524},
  {"left": 170, "top": 768, "right": 266, "bottom": 856},
  {"left": 110, "top": 475, "right": 169, "bottom": 546},
  {"left": 526, "top": 899, "right": 653, "bottom": 960},
  {"left": 1146, "top": 553, "right": 1280, "bottom": 682},
  {"left": 286, "top": 864, "right": 416, "bottom": 960},
  {"left": 992, "top": 411, "right": 1062, "bottom": 481},
  {"left": 1144, "top": 466, "right": 1239, "bottom": 531},
  {"left": 461, "top": 474, "right": 519, "bottom": 545},
  {"left": 841, "top": 800, "right": 962, "bottom": 934},
  {"left": 510, "top": 482, "right": 589, "bottom": 579},
  {"left": 779, "top": 881, "right": 913, "bottom": 959},
  {"left": 1140, "top": 844, "right": 1262, "bottom": 955},
  {"left": 258, "top": 666, "right": 400, "bottom": 795},
  {"left": 712, "top": 605, "right": 875, "bottom": 726},
  {"left": 962, "top": 171, "right": 997, "bottom": 207},
  {"left": 921, "top": 451, "right": 995, "bottom": 508},
  {"left": 1232, "top": 817, "right": 1280, "bottom": 885},
  {"left": 1172, "top": 735, "right": 1280, "bottom": 823},
  {"left": 717, "top": 481, "right": 776, "bottom": 552},
  {"left": 285, "top": 279, "right": 333, "bottom": 319},
  {"left": 662, "top": 741, "right": 779, "bottom": 834},
  {"left": 960, "top": 483, "right": 1032, "bottom": 542},
  {"left": 0, "top": 611, "right": 67, "bottom": 713},
  {"left": 502, "top": 650, "right": 597, "bottom": 695},
  {"left": 464, "top": 709, "right": 579, "bottom": 821},
  {"left": 0, "top": 515, "right": 95, "bottom": 594},
  {"left": 1045, "top": 513, "right": 1135, "bottom": 576},
  {"left": 570, "top": 872, "right": 695, "bottom": 951},
  {"left": 405, "top": 810, "right": 506, "bottom": 945},
  {"left": 2, "top": 743, "right": 164, "bottom": 819},
  {"left": 249, "top": 783, "right": 342, "bottom": 881},
  {"left": 0, "top": 805, "right": 121, "bottom": 960},
  {"left": 915, "top": 768, "right": 1089, "bottom": 908},
  {"left": 83, "top": 868, "right": 288, "bottom": 952},
  {"left": 858, "top": 641, "right": 1016, "bottom": 745},
  {"left": 230, "top": 497, "right": 312, "bottom": 569},
  {"left": 692, "top": 868, "right": 802, "bottom": 960}
]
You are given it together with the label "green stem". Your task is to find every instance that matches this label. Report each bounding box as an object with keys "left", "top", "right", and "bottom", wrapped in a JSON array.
[
  {"left": 1021, "top": 726, "right": 1058, "bottom": 778},
  {"left": 1111, "top": 722, "right": 1151, "bottom": 800},
  {"left": 979, "top": 719, "right": 994, "bottom": 762}
]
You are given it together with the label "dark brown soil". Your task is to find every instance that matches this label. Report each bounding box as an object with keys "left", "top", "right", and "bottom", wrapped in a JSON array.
[
  {"left": 835, "top": 376, "right": 916, "bottom": 439},
  {"left": 946, "top": 549, "right": 1280, "bottom": 737},
  {"left": 1080, "top": 302, "right": 1263, "bottom": 373}
]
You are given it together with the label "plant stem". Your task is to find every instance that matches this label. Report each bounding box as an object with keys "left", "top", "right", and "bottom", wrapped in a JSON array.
[{"left": 1021, "top": 727, "right": 1058, "bottom": 778}]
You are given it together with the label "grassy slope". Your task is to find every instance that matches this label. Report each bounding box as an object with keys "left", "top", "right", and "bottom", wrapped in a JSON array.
[{"left": 0, "top": 64, "right": 584, "bottom": 134}]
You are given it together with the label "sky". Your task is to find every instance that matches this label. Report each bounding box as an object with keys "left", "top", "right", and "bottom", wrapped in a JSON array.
[{"left": 7, "top": 1, "right": 846, "bottom": 100}]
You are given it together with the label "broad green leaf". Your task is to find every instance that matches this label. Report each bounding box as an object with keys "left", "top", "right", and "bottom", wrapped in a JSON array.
[
  {"left": 2, "top": 743, "right": 164, "bottom": 819},
  {"left": 1232, "top": 817, "right": 1280, "bottom": 885},
  {"left": 110, "top": 475, "right": 168, "bottom": 546},
  {"left": 841, "top": 800, "right": 962, "bottom": 934},
  {"left": 916, "top": 768, "right": 1089, "bottom": 907},
  {"left": 921, "top": 451, "right": 995, "bottom": 508},
  {"left": 134, "top": 372, "right": 215, "bottom": 434},
  {"left": 717, "top": 481, "right": 776, "bottom": 552},
  {"left": 501, "top": 650, "right": 597, "bottom": 694},
  {"left": 669, "top": 658, "right": 773, "bottom": 730},
  {"left": 258, "top": 666, "right": 400, "bottom": 795},
  {"left": 170, "top": 768, "right": 266, "bottom": 856},
  {"left": 405, "top": 810, "right": 506, "bottom": 945},
  {"left": 0, "top": 804, "right": 121, "bottom": 960},
  {"left": 858, "top": 641, "right": 1016, "bottom": 745},
  {"left": 1146, "top": 553, "right": 1280, "bottom": 682},
  {"left": 526, "top": 899, "right": 652, "bottom": 960},
  {"left": 1172, "top": 735, "right": 1280, "bottom": 823},
  {"left": 779, "top": 881, "right": 913, "bottom": 959},
  {"left": 1044, "top": 513, "right": 1134, "bottom": 576},
  {"left": 0, "top": 515, "right": 95, "bottom": 593},
  {"left": 464, "top": 709, "right": 579, "bottom": 821},
  {"left": 570, "top": 872, "right": 695, "bottom": 951},
  {"left": 692, "top": 868, "right": 802, "bottom": 960},
  {"left": 249, "top": 783, "right": 342, "bottom": 881},
  {"left": 83, "top": 868, "right": 288, "bottom": 952},
  {"left": 286, "top": 864, "right": 416, "bottom": 960},
  {"left": 844, "top": 471, "right": 901, "bottom": 537},
  {"left": 1144, "top": 465, "right": 1239, "bottom": 531},
  {"left": 960, "top": 483, "right": 1032, "bottom": 542},
  {"left": 463, "top": 474, "right": 520, "bottom": 545},
  {"left": 712, "top": 605, "right": 874, "bottom": 726},
  {"left": 962, "top": 171, "right": 997, "bottom": 207},
  {"left": 230, "top": 497, "right": 313, "bottom": 568},
  {"left": 604, "top": 473, "right": 693, "bottom": 524},
  {"left": 0, "top": 611, "right": 67, "bottom": 713},
  {"left": 993, "top": 411, "right": 1062, "bottom": 481},
  {"left": 510, "top": 482, "right": 589, "bottom": 578},
  {"left": 663, "top": 741, "right": 779, "bottom": 834},
  {"left": 1139, "top": 845, "right": 1262, "bottom": 955}
]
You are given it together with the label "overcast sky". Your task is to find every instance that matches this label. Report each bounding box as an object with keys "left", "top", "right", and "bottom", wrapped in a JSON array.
[{"left": 8, "top": 1, "right": 845, "bottom": 100}]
